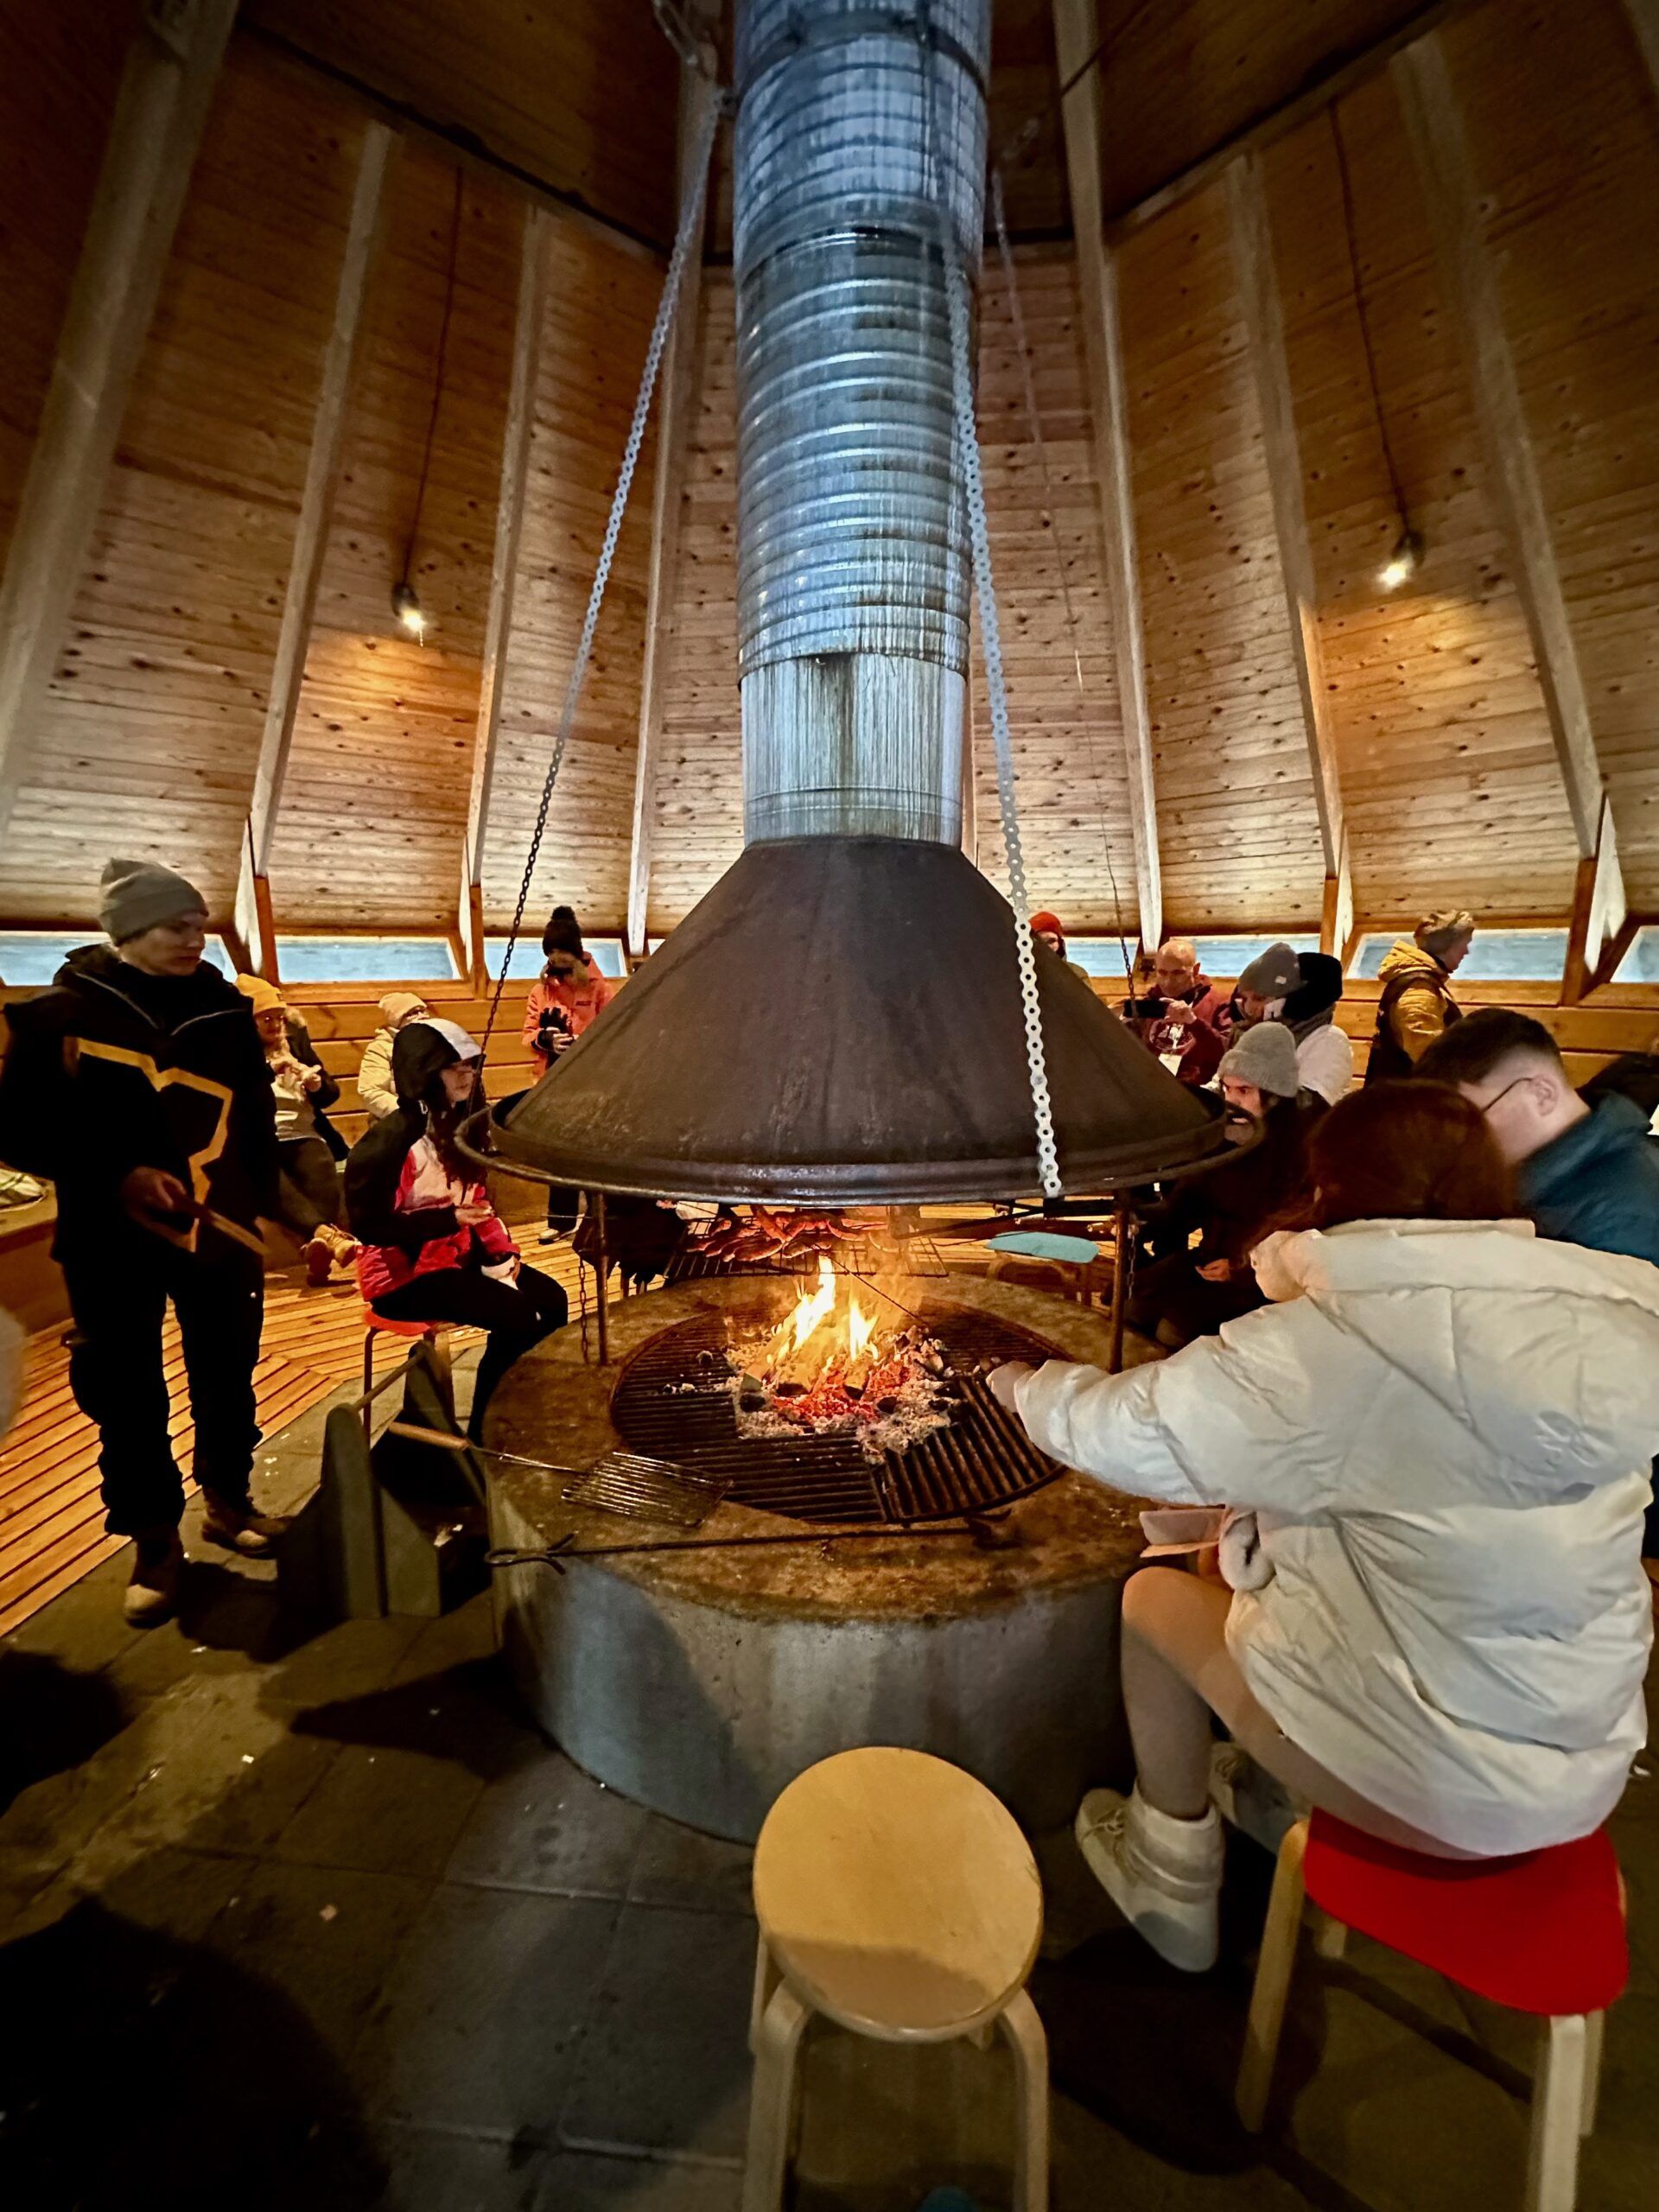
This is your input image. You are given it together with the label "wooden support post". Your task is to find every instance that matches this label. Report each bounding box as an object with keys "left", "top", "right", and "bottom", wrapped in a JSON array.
[
  {"left": 626, "top": 41, "right": 718, "bottom": 957},
  {"left": 1624, "top": 0, "right": 1659, "bottom": 96},
  {"left": 1563, "top": 796, "right": 1628, "bottom": 1003},
  {"left": 1321, "top": 827, "right": 1355, "bottom": 961},
  {"left": 1228, "top": 153, "right": 1351, "bottom": 926},
  {"left": 245, "top": 120, "right": 396, "bottom": 895},
  {"left": 0, "top": 0, "right": 238, "bottom": 849},
  {"left": 462, "top": 204, "right": 549, "bottom": 969},
  {"left": 1052, "top": 0, "right": 1162, "bottom": 952},
  {"left": 1395, "top": 35, "right": 1608, "bottom": 864}
]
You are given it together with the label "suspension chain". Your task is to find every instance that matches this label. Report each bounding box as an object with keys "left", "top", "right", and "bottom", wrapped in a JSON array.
[
  {"left": 940, "top": 232, "right": 1063, "bottom": 1199},
  {"left": 990, "top": 167, "right": 1135, "bottom": 996},
  {"left": 481, "top": 91, "right": 723, "bottom": 1058}
]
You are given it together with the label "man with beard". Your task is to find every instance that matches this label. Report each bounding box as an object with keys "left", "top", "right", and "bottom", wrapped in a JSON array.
[{"left": 1127, "top": 1023, "right": 1325, "bottom": 1346}]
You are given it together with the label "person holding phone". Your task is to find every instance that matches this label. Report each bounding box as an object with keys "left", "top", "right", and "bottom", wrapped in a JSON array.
[
  {"left": 520, "top": 906, "right": 616, "bottom": 1239},
  {"left": 345, "top": 1019, "right": 566, "bottom": 1431},
  {"left": 0, "top": 859, "right": 283, "bottom": 1625}
]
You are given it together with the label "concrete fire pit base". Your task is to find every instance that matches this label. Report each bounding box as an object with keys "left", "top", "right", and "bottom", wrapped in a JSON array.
[{"left": 486, "top": 1275, "right": 1148, "bottom": 1842}]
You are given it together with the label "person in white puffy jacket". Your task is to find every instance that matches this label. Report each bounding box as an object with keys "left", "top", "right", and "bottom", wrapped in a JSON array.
[{"left": 991, "top": 1081, "right": 1659, "bottom": 1973}]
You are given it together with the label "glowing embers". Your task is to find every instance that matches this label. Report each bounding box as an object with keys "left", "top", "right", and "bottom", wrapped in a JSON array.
[{"left": 732, "top": 1255, "right": 951, "bottom": 1463}]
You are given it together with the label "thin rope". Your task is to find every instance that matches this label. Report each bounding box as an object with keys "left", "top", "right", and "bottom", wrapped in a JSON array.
[
  {"left": 481, "top": 92, "right": 722, "bottom": 1060},
  {"left": 402, "top": 165, "right": 466, "bottom": 595},
  {"left": 918, "top": 19, "right": 1062, "bottom": 1199},
  {"left": 990, "top": 164, "right": 1136, "bottom": 994},
  {"left": 1329, "top": 100, "right": 1411, "bottom": 537}
]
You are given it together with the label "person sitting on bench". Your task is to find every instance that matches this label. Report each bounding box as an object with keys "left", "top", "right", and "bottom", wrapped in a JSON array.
[{"left": 345, "top": 1020, "right": 567, "bottom": 1434}]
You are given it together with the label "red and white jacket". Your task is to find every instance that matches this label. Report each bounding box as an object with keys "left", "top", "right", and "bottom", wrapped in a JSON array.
[{"left": 346, "top": 1125, "right": 518, "bottom": 1301}]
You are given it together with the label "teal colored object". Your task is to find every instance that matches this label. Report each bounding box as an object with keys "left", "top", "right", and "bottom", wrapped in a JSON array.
[
  {"left": 985, "top": 1230, "right": 1101, "bottom": 1264},
  {"left": 915, "top": 2193, "right": 980, "bottom": 2212}
]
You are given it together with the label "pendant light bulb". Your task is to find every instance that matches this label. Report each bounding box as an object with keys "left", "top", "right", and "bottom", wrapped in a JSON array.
[
  {"left": 1378, "top": 528, "right": 1423, "bottom": 593},
  {"left": 391, "top": 579, "right": 428, "bottom": 639}
]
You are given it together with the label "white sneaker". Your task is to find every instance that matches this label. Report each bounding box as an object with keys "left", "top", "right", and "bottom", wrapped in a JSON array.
[
  {"left": 1210, "top": 1741, "right": 1303, "bottom": 1855},
  {"left": 1075, "top": 1783, "right": 1224, "bottom": 1973}
]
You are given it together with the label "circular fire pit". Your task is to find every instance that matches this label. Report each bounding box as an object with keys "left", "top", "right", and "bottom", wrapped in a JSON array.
[{"left": 486, "top": 1274, "right": 1149, "bottom": 1841}]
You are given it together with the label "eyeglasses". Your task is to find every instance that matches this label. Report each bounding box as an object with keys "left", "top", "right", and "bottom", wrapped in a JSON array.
[{"left": 1477, "top": 1076, "right": 1535, "bottom": 1116}]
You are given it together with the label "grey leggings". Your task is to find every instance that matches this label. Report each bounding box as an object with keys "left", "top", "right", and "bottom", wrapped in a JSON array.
[{"left": 274, "top": 1137, "right": 345, "bottom": 1240}]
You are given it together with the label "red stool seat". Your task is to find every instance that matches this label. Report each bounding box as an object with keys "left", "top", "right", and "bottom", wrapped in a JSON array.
[
  {"left": 1304, "top": 1810, "right": 1628, "bottom": 2018},
  {"left": 362, "top": 1306, "right": 443, "bottom": 1338}
]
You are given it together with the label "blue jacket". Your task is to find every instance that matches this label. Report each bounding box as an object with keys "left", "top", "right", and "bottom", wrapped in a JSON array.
[{"left": 1521, "top": 1095, "right": 1659, "bottom": 1266}]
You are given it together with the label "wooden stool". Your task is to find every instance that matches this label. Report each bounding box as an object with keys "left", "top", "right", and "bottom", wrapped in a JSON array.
[
  {"left": 745, "top": 1746, "right": 1048, "bottom": 2212},
  {"left": 1237, "top": 1814, "right": 1628, "bottom": 2212},
  {"left": 361, "top": 1308, "right": 453, "bottom": 1437}
]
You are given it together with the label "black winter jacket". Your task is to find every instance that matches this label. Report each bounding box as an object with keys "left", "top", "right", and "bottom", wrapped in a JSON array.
[{"left": 0, "top": 945, "right": 279, "bottom": 1256}]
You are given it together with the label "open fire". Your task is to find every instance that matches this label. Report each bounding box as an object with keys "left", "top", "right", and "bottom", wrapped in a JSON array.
[{"left": 730, "top": 1254, "right": 952, "bottom": 1462}]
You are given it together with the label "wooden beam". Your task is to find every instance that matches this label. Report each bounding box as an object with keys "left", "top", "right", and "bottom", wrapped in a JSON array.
[
  {"left": 1102, "top": 0, "right": 1474, "bottom": 244},
  {"left": 462, "top": 204, "right": 549, "bottom": 946},
  {"left": 1227, "top": 153, "right": 1349, "bottom": 906},
  {"left": 626, "top": 48, "right": 717, "bottom": 956},
  {"left": 1586, "top": 912, "right": 1641, "bottom": 998},
  {"left": 246, "top": 120, "right": 396, "bottom": 884},
  {"left": 0, "top": 0, "right": 238, "bottom": 850},
  {"left": 1564, "top": 793, "right": 1628, "bottom": 1001},
  {"left": 1052, "top": 0, "right": 1161, "bottom": 951},
  {"left": 1394, "top": 35, "right": 1605, "bottom": 860},
  {"left": 1321, "top": 828, "right": 1356, "bottom": 962},
  {"left": 1624, "top": 0, "right": 1659, "bottom": 95}
]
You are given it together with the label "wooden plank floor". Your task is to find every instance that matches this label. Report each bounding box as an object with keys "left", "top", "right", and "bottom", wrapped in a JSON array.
[
  {"left": 0, "top": 1211, "right": 1008, "bottom": 1638},
  {"left": 0, "top": 1236, "right": 588, "bottom": 1638}
]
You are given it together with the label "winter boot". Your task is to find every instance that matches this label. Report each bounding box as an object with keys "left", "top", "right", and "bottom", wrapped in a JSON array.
[
  {"left": 200, "top": 1493, "right": 290, "bottom": 1558},
  {"left": 124, "top": 1529, "right": 183, "bottom": 1628},
  {"left": 1210, "top": 1741, "right": 1304, "bottom": 1856},
  {"left": 302, "top": 1223, "right": 357, "bottom": 1285},
  {"left": 1075, "top": 1783, "right": 1224, "bottom": 1972}
]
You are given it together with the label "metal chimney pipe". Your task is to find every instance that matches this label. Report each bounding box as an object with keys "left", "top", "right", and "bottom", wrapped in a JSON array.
[{"left": 734, "top": 0, "right": 992, "bottom": 845}]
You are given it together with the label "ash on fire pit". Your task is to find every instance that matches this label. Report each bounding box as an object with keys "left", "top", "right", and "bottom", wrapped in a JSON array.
[{"left": 609, "top": 1293, "right": 1067, "bottom": 1526}]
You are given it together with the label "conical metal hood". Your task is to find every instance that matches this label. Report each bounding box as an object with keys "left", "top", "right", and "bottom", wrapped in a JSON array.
[{"left": 486, "top": 837, "right": 1228, "bottom": 1203}]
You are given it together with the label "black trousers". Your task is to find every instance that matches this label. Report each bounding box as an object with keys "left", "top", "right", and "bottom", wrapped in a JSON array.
[
  {"left": 273, "top": 1136, "right": 345, "bottom": 1240},
  {"left": 61, "top": 1233, "right": 264, "bottom": 1536},
  {"left": 372, "top": 1260, "right": 568, "bottom": 1428}
]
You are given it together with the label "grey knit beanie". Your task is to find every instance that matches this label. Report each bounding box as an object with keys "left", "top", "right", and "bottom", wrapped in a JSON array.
[
  {"left": 1217, "top": 1020, "right": 1301, "bottom": 1099},
  {"left": 1236, "top": 940, "right": 1302, "bottom": 1000},
  {"left": 99, "top": 856, "right": 207, "bottom": 943}
]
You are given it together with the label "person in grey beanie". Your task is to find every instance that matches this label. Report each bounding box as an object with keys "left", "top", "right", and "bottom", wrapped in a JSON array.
[
  {"left": 1234, "top": 941, "right": 1354, "bottom": 1104},
  {"left": 1128, "top": 1021, "right": 1327, "bottom": 1346},
  {"left": 0, "top": 858, "right": 283, "bottom": 1626}
]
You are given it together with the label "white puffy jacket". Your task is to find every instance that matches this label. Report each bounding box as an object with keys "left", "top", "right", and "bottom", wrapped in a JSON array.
[{"left": 1011, "top": 1219, "right": 1659, "bottom": 1855}]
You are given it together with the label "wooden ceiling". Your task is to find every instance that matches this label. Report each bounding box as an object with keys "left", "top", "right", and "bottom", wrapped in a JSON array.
[{"left": 0, "top": 0, "right": 1654, "bottom": 964}]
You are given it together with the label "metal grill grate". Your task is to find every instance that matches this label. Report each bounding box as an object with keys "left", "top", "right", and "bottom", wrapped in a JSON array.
[
  {"left": 608, "top": 1305, "right": 1066, "bottom": 1526},
  {"left": 664, "top": 1235, "right": 948, "bottom": 1287},
  {"left": 563, "top": 1451, "right": 731, "bottom": 1530}
]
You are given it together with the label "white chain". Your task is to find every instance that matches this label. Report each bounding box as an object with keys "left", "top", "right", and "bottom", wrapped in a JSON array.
[
  {"left": 485, "top": 92, "right": 722, "bottom": 1053},
  {"left": 939, "top": 228, "right": 1063, "bottom": 1198}
]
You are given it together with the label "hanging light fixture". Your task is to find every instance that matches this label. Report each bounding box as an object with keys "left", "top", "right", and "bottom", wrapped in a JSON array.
[
  {"left": 1378, "top": 527, "right": 1423, "bottom": 592},
  {"left": 1330, "top": 104, "right": 1423, "bottom": 595},
  {"left": 391, "top": 578, "right": 428, "bottom": 637},
  {"left": 392, "top": 166, "right": 464, "bottom": 644}
]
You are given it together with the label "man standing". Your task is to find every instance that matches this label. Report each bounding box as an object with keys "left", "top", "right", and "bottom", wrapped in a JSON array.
[
  {"left": 1365, "top": 909, "right": 1475, "bottom": 1080},
  {"left": 0, "top": 860, "right": 283, "bottom": 1626},
  {"left": 1122, "top": 937, "right": 1232, "bottom": 1087}
]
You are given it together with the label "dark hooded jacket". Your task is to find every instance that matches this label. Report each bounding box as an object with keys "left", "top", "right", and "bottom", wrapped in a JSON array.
[
  {"left": 1282, "top": 952, "right": 1343, "bottom": 1039},
  {"left": 0, "top": 944, "right": 277, "bottom": 1257},
  {"left": 344, "top": 1020, "right": 515, "bottom": 1299}
]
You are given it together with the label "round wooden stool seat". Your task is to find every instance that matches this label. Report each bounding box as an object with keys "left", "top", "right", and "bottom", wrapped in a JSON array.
[{"left": 753, "top": 1745, "right": 1043, "bottom": 2040}]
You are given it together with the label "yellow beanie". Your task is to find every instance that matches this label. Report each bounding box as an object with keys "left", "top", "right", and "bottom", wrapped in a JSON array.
[{"left": 235, "top": 974, "right": 285, "bottom": 1017}]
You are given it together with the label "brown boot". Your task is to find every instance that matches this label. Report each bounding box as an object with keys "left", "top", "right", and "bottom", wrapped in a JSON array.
[
  {"left": 124, "top": 1530, "right": 183, "bottom": 1628},
  {"left": 302, "top": 1224, "right": 358, "bottom": 1285},
  {"left": 200, "top": 1493, "right": 290, "bottom": 1558}
]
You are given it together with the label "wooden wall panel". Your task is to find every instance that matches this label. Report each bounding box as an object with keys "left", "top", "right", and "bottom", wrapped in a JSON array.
[
  {"left": 480, "top": 220, "right": 661, "bottom": 933},
  {"left": 246, "top": 0, "right": 680, "bottom": 248},
  {"left": 0, "top": 47, "right": 366, "bottom": 925},
  {"left": 0, "top": 0, "right": 143, "bottom": 579},
  {"left": 1119, "top": 181, "right": 1326, "bottom": 929},
  {"left": 1262, "top": 78, "right": 1580, "bottom": 920},
  {"left": 1442, "top": 0, "right": 1659, "bottom": 907},
  {"left": 647, "top": 271, "right": 742, "bottom": 934},
  {"left": 265, "top": 147, "right": 523, "bottom": 927}
]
